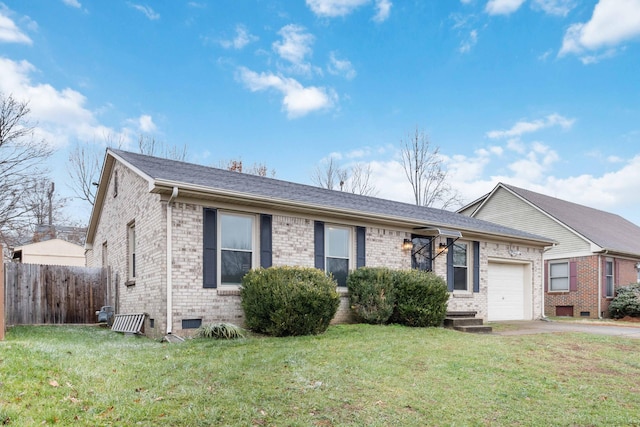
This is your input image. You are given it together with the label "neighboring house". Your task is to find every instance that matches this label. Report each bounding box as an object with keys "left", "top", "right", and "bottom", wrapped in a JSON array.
[
  {"left": 85, "top": 150, "right": 554, "bottom": 338},
  {"left": 12, "top": 238, "right": 86, "bottom": 267},
  {"left": 459, "top": 183, "right": 640, "bottom": 319}
]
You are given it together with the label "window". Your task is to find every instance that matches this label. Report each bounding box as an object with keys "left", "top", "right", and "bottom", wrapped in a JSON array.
[
  {"left": 127, "top": 222, "right": 136, "bottom": 282},
  {"left": 220, "top": 213, "right": 254, "bottom": 285},
  {"left": 605, "top": 260, "right": 614, "bottom": 298},
  {"left": 325, "top": 226, "right": 350, "bottom": 287},
  {"left": 452, "top": 242, "right": 468, "bottom": 291},
  {"left": 549, "top": 262, "right": 569, "bottom": 291}
]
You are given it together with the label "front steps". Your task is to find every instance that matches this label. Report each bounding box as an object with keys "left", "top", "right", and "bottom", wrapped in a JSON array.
[{"left": 444, "top": 311, "right": 492, "bottom": 334}]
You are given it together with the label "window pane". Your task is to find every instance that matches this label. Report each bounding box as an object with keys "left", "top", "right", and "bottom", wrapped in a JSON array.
[
  {"left": 327, "top": 257, "right": 349, "bottom": 287},
  {"left": 221, "top": 250, "right": 252, "bottom": 284},
  {"left": 221, "top": 214, "right": 253, "bottom": 250},
  {"left": 453, "top": 243, "right": 467, "bottom": 267},
  {"left": 606, "top": 261, "right": 613, "bottom": 276},
  {"left": 327, "top": 227, "right": 349, "bottom": 258},
  {"left": 550, "top": 262, "right": 568, "bottom": 278},
  {"left": 453, "top": 266, "right": 467, "bottom": 291},
  {"left": 550, "top": 277, "right": 569, "bottom": 291}
]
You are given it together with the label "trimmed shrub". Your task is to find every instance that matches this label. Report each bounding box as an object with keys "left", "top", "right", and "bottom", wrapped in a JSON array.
[
  {"left": 390, "top": 270, "right": 449, "bottom": 327},
  {"left": 609, "top": 283, "right": 640, "bottom": 319},
  {"left": 241, "top": 266, "right": 340, "bottom": 337},
  {"left": 347, "top": 267, "right": 395, "bottom": 324},
  {"left": 195, "top": 323, "right": 245, "bottom": 340}
]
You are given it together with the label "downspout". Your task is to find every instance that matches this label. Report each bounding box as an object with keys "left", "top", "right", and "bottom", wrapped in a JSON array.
[
  {"left": 166, "top": 187, "right": 179, "bottom": 334},
  {"left": 598, "top": 252, "right": 606, "bottom": 319},
  {"left": 541, "top": 243, "right": 557, "bottom": 319}
]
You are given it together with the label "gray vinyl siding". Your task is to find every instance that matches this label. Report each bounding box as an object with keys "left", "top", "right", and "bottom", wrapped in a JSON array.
[
  {"left": 458, "top": 200, "right": 483, "bottom": 216},
  {"left": 473, "top": 188, "right": 591, "bottom": 256}
]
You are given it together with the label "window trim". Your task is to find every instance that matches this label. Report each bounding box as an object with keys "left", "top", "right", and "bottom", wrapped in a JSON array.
[
  {"left": 605, "top": 259, "right": 614, "bottom": 298},
  {"left": 452, "top": 241, "right": 470, "bottom": 292},
  {"left": 324, "top": 224, "right": 352, "bottom": 287},
  {"left": 217, "top": 211, "right": 258, "bottom": 288},
  {"left": 549, "top": 260, "right": 570, "bottom": 292},
  {"left": 126, "top": 221, "right": 136, "bottom": 285}
]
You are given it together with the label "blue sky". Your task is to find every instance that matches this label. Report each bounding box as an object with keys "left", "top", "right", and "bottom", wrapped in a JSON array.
[{"left": 1, "top": 0, "right": 640, "bottom": 225}]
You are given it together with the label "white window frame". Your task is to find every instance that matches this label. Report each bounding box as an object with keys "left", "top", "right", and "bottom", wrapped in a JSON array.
[
  {"left": 452, "top": 241, "right": 470, "bottom": 292},
  {"left": 325, "top": 225, "right": 352, "bottom": 287},
  {"left": 127, "top": 222, "right": 136, "bottom": 282},
  {"left": 217, "top": 211, "right": 257, "bottom": 287},
  {"left": 605, "top": 259, "right": 614, "bottom": 298},
  {"left": 549, "top": 261, "right": 569, "bottom": 292}
]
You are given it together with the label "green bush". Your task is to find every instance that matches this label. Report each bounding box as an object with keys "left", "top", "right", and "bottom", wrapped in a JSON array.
[
  {"left": 347, "top": 267, "right": 396, "bottom": 324},
  {"left": 241, "top": 266, "right": 340, "bottom": 337},
  {"left": 195, "top": 323, "right": 245, "bottom": 340},
  {"left": 609, "top": 283, "right": 640, "bottom": 319},
  {"left": 390, "top": 270, "right": 449, "bottom": 327}
]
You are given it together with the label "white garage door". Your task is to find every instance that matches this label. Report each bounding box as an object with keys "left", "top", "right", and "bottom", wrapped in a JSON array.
[{"left": 488, "top": 262, "right": 527, "bottom": 321}]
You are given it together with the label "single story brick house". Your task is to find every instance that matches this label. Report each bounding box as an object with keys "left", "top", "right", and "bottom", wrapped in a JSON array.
[
  {"left": 458, "top": 182, "right": 640, "bottom": 319},
  {"left": 85, "top": 150, "right": 554, "bottom": 338}
]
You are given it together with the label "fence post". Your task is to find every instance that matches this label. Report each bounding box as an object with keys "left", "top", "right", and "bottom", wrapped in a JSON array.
[{"left": 1, "top": 245, "right": 5, "bottom": 341}]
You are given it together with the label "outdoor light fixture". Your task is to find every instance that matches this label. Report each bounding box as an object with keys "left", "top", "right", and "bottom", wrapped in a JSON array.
[
  {"left": 402, "top": 239, "right": 413, "bottom": 251},
  {"left": 437, "top": 242, "right": 449, "bottom": 254}
]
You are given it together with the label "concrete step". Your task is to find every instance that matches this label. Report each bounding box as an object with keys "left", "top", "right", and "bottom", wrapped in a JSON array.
[
  {"left": 444, "top": 317, "right": 484, "bottom": 328},
  {"left": 446, "top": 311, "right": 478, "bottom": 318},
  {"left": 454, "top": 325, "right": 493, "bottom": 334}
]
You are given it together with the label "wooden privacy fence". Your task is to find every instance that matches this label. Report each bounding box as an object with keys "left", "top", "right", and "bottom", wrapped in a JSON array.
[{"left": 4, "top": 263, "right": 108, "bottom": 325}]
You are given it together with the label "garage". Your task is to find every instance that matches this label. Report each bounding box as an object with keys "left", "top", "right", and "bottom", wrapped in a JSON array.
[{"left": 488, "top": 262, "right": 531, "bottom": 321}]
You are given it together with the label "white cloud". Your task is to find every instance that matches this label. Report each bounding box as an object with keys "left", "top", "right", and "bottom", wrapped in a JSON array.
[
  {"left": 485, "top": 0, "right": 526, "bottom": 15},
  {"left": 327, "top": 52, "right": 356, "bottom": 79},
  {"left": 306, "top": 0, "right": 392, "bottom": 21},
  {"left": 487, "top": 113, "right": 575, "bottom": 139},
  {"left": 559, "top": 0, "right": 640, "bottom": 59},
  {"left": 373, "top": 0, "right": 392, "bottom": 22},
  {"left": 236, "top": 67, "right": 337, "bottom": 118},
  {"left": 531, "top": 0, "right": 575, "bottom": 16},
  {"left": 128, "top": 3, "right": 160, "bottom": 20},
  {"left": 459, "top": 29, "right": 478, "bottom": 53},
  {"left": 137, "top": 114, "right": 156, "bottom": 133},
  {"left": 62, "top": 0, "right": 82, "bottom": 8},
  {"left": 0, "top": 57, "right": 136, "bottom": 148},
  {"left": 272, "top": 24, "right": 316, "bottom": 75},
  {"left": 220, "top": 24, "right": 258, "bottom": 50},
  {"left": 0, "top": 7, "right": 32, "bottom": 44}
]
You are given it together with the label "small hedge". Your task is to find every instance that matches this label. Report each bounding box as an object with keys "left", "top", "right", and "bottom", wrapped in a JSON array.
[
  {"left": 347, "top": 267, "right": 396, "bottom": 324},
  {"left": 347, "top": 267, "right": 449, "bottom": 327},
  {"left": 195, "top": 323, "right": 245, "bottom": 340},
  {"left": 391, "top": 269, "right": 449, "bottom": 327},
  {"left": 241, "top": 266, "right": 340, "bottom": 337},
  {"left": 609, "top": 283, "right": 640, "bottom": 319}
]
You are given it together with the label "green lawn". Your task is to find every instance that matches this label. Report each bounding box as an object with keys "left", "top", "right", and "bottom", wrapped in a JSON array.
[{"left": 1, "top": 324, "right": 640, "bottom": 426}]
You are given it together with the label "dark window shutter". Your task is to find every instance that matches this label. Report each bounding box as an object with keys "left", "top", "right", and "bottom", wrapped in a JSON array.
[
  {"left": 356, "top": 226, "right": 366, "bottom": 268},
  {"left": 314, "top": 221, "right": 325, "bottom": 270},
  {"left": 446, "top": 238, "right": 454, "bottom": 292},
  {"left": 473, "top": 241, "right": 480, "bottom": 293},
  {"left": 602, "top": 258, "right": 607, "bottom": 297},
  {"left": 203, "top": 208, "right": 217, "bottom": 288},
  {"left": 260, "top": 214, "right": 272, "bottom": 269},
  {"left": 569, "top": 261, "right": 578, "bottom": 292},
  {"left": 615, "top": 259, "right": 619, "bottom": 286},
  {"left": 544, "top": 261, "right": 548, "bottom": 292}
]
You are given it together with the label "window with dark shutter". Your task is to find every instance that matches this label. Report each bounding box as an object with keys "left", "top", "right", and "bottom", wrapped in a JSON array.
[
  {"left": 260, "top": 214, "right": 272, "bottom": 268},
  {"left": 356, "top": 226, "right": 366, "bottom": 268}
]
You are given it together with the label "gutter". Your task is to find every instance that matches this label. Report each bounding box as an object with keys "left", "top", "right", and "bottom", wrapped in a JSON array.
[{"left": 166, "top": 186, "right": 179, "bottom": 335}]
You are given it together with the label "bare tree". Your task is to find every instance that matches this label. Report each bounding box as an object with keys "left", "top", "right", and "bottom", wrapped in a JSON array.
[
  {"left": 400, "top": 127, "right": 462, "bottom": 209},
  {"left": 219, "top": 159, "right": 276, "bottom": 177},
  {"left": 0, "top": 93, "right": 53, "bottom": 247},
  {"left": 67, "top": 134, "right": 190, "bottom": 208},
  {"left": 312, "top": 157, "right": 377, "bottom": 196}
]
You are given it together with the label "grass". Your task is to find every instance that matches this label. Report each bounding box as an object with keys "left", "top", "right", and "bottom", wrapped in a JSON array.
[{"left": 1, "top": 325, "right": 640, "bottom": 426}]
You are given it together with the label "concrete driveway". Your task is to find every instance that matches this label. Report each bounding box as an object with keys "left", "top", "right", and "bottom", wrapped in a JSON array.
[{"left": 492, "top": 319, "right": 640, "bottom": 339}]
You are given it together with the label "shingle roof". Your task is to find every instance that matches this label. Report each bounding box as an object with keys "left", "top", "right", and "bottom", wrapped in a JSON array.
[
  {"left": 110, "top": 149, "right": 553, "bottom": 244},
  {"left": 502, "top": 183, "right": 640, "bottom": 256}
]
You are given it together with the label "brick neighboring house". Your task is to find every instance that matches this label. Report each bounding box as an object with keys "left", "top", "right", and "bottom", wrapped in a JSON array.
[
  {"left": 459, "top": 183, "right": 640, "bottom": 319},
  {"left": 85, "top": 150, "right": 554, "bottom": 338}
]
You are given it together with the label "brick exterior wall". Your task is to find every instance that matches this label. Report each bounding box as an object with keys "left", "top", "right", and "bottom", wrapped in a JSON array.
[
  {"left": 88, "top": 160, "right": 547, "bottom": 338},
  {"left": 544, "top": 255, "right": 640, "bottom": 319}
]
